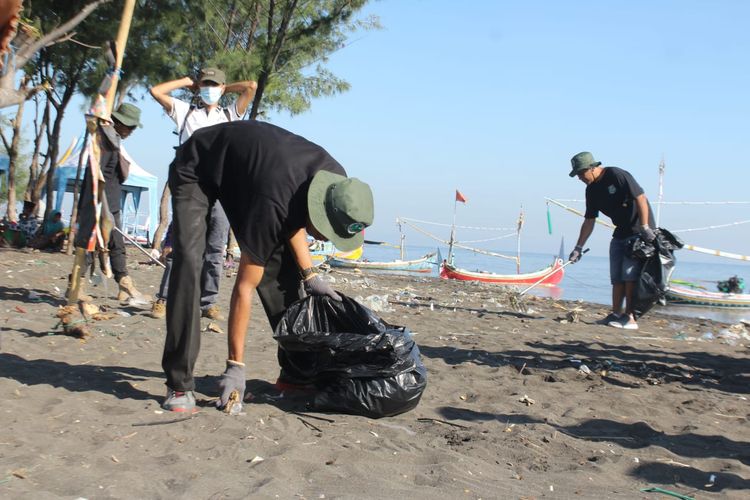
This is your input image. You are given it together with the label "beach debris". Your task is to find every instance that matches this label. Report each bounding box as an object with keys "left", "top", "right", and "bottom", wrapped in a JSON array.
[
  {"left": 519, "top": 394, "right": 535, "bottom": 406},
  {"left": 223, "top": 390, "right": 242, "bottom": 415},
  {"left": 204, "top": 322, "right": 225, "bottom": 334},
  {"left": 14, "top": 305, "right": 26, "bottom": 313},
  {"left": 705, "top": 474, "right": 716, "bottom": 488},
  {"left": 640, "top": 487, "right": 694, "bottom": 500},
  {"left": 248, "top": 456, "right": 264, "bottom": 466},
  {"left": 578, "top": 364, "right": 592, "bottom": 376},
  {"left": 27, "top": 290, "right": 41, "bottom": 301},
  {"left": 700, "top": 332, "right": 715, "bottom": 341},
  {"left": 355, "top": 294, "right": 393, "bottom": 312},
  {"left": 416, "top": 417, "right": 469, "bottom": 429},
  {"left": 297, "top": 416, "right": 322, "bottom": 433}
]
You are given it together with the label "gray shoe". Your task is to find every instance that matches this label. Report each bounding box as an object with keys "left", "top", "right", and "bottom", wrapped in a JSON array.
[
  {"left": 596, "top": 312, "right": 622, "bottom": 325},
  {"left": 162, "top": 389, "right": 196, "bottom": 413}
]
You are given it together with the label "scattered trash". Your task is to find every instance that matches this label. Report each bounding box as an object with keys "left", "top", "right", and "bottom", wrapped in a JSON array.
[
  {"left": 14, "top": 305, "right": 26, "bottom": 314},
  {"left": 116, "top": 310, "right": 132, "bottom": 318},
  {"left": 223, "top": 390, "right": 242, "bottom": 415},
  {"left": 248, "top": 456, "right": 264, "bottom": 466},
  {"left": 355, "top": 294, "right": 393, "bottom": 313},
  {"left": 27, "top": 291, "right": 41, "bottom": 301},
  {"left": 578, "top": 364, "right": 592, "bottom": 376},
  {"left": 633, "top": 457, "right": 639, "bottom": 463},
  {"left": 640, "top": 486, "right": 694, "bottom": 500},
  {"left": 204, "top": 323, "right": 225, "bottom": 334},
  {"left": 700, "top": 332, "right": 715, "bottom": 341},
  {"left": 705, "top": 474, "right": 716, "bottom": 488},
  {"left": 519, "top": 394, "right": 535, "bottom": 406}
]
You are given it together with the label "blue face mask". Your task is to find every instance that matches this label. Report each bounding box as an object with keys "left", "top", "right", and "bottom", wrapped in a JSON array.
[{"left": 200, "top": 86, "right": 222, "bottom": 105}]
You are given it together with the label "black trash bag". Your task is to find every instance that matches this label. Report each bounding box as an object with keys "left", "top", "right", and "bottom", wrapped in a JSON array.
[
  {"left": 274, "top": 294, "right": 427, "bottom": 418},
  {"left": 628, "top": 228, "right": 683, "bottom": 318}
]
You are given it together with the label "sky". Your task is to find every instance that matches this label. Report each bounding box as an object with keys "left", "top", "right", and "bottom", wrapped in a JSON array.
[{"left": 36, "top": 0, "right": 750, "bottom": 263}]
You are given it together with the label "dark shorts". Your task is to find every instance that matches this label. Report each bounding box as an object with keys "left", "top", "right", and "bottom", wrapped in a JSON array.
[{"left": 609, "top": 236, "right": 641, "bottom": 284}]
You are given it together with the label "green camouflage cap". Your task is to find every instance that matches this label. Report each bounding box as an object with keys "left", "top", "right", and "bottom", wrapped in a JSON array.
[{"left": 199, "top": 67, "right": 226, "bottom": 85}]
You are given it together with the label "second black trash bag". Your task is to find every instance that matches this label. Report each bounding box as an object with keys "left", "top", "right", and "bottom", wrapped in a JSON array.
[{"left": 273, "top": 294, "right": 427, "bottom": 418}]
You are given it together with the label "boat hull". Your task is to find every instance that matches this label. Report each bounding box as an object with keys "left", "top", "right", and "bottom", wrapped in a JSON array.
[
  {"left": 666, "top": 285, "right": 750, "bottom": 308},
  {"left": 329, "top": 253, "right": 436, "bottom": 272},
  {"left": 440, "top": 258, "right": 565, "bottom": 285}
]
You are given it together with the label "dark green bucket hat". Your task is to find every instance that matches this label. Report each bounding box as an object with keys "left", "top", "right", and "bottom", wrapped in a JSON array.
[
  {"left": 111, "top": 102, "right": 142, "bottom": 128},
  {"left": 307, "top": 171, "right": 374, "bottom": 252},
  {"left": 569, "top": 151, "right": 601, "bottom": 177}
]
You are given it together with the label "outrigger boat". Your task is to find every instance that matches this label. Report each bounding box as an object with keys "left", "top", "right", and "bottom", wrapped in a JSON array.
[
  {"left": 398, "top": 192, "right": 566, "bottom": 287},
  {"left": 330, "top": 252, "right": 437, "bottom": 273},
  {"left": 666, "top": 284, "right": 750, "bottom": 308},
  {"left": 440, "top": 256, "right": 564, "bottom": 285},
  {"left": 309, "top": 239, "right": 362, "bottom": 266}
]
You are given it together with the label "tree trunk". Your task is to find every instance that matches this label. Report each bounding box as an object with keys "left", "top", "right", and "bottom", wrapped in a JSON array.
[
  {"left": 25, "top": 95, "right": 49, "bottom": 203},
  {"left": 0, "top": 88, "right": 24, "bottom": 221},
  {"left": 151, "top": 183, "right": 171, "bottom": 249}
]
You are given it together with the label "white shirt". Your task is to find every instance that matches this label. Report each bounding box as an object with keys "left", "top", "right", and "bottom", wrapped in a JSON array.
[{"left": 170, "top": 98, "right": 241, "bottom": 143}]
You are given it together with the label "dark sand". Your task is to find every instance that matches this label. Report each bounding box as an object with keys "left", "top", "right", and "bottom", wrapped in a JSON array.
[{"left": 1, "top": 247, "right": 748, "bottom": 499}]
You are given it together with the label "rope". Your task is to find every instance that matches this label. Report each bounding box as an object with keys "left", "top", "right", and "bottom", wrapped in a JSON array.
[
  {"left": 397, "top": 217, "right": 515, "bottom": 232},
  {"left": 459, "top": 232, "right": 518, "bottom": 244},
  {"left": 554, "top": 199, "right": 750, "bottom": 205},
  {"left": 672, "top": 219, "right": 750, "bottom": 233},
  {"left": 398, "top": 219, "right": 519, "bottom": 262}
]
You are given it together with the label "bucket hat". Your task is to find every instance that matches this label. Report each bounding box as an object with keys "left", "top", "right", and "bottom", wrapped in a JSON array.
[
  {"left": 307, "top": 171, "right": 374, "bottom": 252},
  {"left": 569, "top": 151, "right": 601, "bottom": 177},
  {"left": 111, "top": 102, "right": 142, "bottom": 128}
]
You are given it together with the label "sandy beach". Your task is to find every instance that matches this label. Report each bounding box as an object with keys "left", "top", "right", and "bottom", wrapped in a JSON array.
[{"left": 1, "top": 246, "right": 748, "bottom": 499}]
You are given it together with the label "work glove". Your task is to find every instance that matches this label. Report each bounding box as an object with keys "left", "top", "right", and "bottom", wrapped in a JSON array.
[
  {"left": 639, "top": 225, "right": 656, "bottom": 243},
  {"left": 568, "top": 245, "right": 584, "bottom": 263},
  {"left": 304, "top": 274, "right": 342, "bottom": 301},
  {"left": 216, "top": 360, "right": 246, "bottom": 409}
]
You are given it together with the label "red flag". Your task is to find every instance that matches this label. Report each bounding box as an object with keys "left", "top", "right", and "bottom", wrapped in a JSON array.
[{"left": 455, "top": 190, "right": 467, "bottom": 203}]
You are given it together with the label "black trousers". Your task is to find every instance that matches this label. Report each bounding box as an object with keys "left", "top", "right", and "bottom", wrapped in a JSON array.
[{"left": 162, "top": 181, "right": 303, "bottom": 391}]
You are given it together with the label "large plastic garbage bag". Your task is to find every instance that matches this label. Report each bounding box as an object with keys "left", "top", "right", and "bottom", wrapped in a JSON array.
[
  {"left": 274, "top": 294, "right": 427, "bottom": 418},
  {"left": 628, "top": 228, "right": 683, "bottom": 318}
]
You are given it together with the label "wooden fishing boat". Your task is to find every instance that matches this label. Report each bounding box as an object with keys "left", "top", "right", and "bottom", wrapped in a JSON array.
[
  {"left": 666, "top": 284, "right": 750, "bottom": 308},
  {"left": 329, "top": 252, "right": 437, "bottom": 273},
  {"left": 309, "top": 240, "right": 363, "bottom": 266},
  {"left": 440, "top": 257, "right": 565, "bottom": 285}
]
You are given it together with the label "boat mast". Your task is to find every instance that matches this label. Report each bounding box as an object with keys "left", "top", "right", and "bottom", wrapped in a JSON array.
[
  {"left": 448, "top": 196, "right": 457, "bottom": 265},
  {"left": 656, "top": 155, "right": 665, "bottom": 227},
  {"left": 516, "top": 205, "right": 524, "bottom": 274}
]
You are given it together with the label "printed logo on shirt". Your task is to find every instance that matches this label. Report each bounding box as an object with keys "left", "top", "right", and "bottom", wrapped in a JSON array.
[{"left": 608, "top": 185, "right": 617, "bottom": 195}]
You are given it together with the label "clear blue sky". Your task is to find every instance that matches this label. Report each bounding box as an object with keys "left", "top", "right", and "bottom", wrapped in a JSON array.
[{"left": 54, "top": 0, "right": 750, "bottom": 262}]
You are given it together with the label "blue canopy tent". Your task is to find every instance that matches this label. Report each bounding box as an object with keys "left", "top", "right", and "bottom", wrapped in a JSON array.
[
  {"left": 52, "top": 136, "right": 159, "bottom": 243},
  {"left": 0, "top": 155, "right": 9, "bottom": 206}
]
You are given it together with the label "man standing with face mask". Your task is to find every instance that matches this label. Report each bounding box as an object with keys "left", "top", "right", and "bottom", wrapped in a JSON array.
[{"left": 149, "top": 67, "right": 257, "bottom": 321}]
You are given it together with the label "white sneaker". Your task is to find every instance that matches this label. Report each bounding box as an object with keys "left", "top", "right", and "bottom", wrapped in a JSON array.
[{"left": 608, "top": 315, "right": 639, "bottom": 330}]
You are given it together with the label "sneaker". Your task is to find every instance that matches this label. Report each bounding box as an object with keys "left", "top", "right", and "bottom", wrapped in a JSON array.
[
  {"left": 608, "top": 315, "right": 639, "bottom": 330},
  {"left": 202, "top": 305, "right": 224, "bottom": 320},
  {"left": 596, "top": 312, "right": 622, "bottom": 325},
  {"left": 162, "top": 389, "right": 196, "bottom": 413},
  {"left": 150, "top": 299, "right": 166, "bottom": 319}
]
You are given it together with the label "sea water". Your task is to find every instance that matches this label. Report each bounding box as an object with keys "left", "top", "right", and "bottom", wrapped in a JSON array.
[{"left": 356, "top": 245, "right": 750, "bottom": 324}]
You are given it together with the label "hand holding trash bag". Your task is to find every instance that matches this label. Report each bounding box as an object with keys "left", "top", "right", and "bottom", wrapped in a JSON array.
[
  {"left": 216, "top": 360, "right": 246, "bottom": 408},
  {"left": 304, "top": 274, "right": 341, "bottom": 301},
  {"left": 639, "top": 224, "right": 656, "bottom": 243}
]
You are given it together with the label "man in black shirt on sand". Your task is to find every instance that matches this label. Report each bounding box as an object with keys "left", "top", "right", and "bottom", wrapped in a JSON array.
[
  {"left": 568, "top": 151, "right": 656, "bottom": 331},
  {"left": 161, "top": 121, "right": 374, "bottom": 413}
]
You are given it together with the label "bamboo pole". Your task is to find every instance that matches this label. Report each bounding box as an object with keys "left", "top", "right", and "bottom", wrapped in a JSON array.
[
  {"left": 67, "top": 0, "right": 137, "bottom": 304},
  {"left": 104, "top": 0, "right": 137, "bottom": 112}
]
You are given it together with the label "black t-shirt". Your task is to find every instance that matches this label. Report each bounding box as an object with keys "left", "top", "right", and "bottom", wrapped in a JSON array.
[
  {"left": 584, "top": 166, "right": 655, "bottom": 238},
  {"left": 170, "top": 121, "right": 346, "bottom": 265}
]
